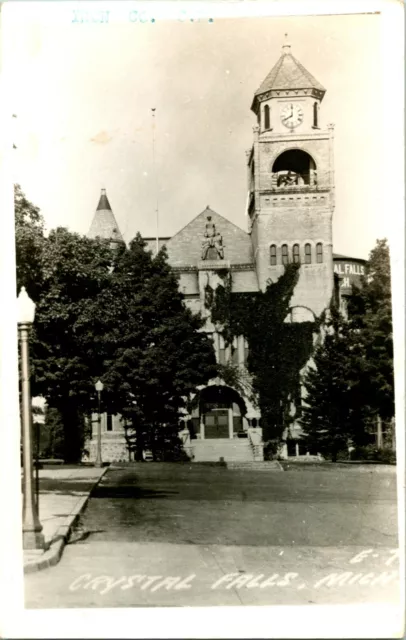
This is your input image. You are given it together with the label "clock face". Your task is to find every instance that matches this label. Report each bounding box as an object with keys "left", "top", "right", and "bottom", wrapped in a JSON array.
[{"left": 281, "top": 103, "right": 304, "bottom": 129}]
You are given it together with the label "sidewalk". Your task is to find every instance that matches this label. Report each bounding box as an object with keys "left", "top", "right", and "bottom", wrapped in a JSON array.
[{"left": 23, "top": 466, "right": 108, "bottom": 574}]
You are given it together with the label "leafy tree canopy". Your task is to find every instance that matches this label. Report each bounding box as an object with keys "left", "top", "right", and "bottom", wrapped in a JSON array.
[
  {"left": 98, "top": 235, "right": 218, "bottom": 459},
  {"left": 300, "top": 239, "right": 394, "bottom": 460},
  {"left": 347, "top": 239, "right": 394, "bottom": 420},
  {"left": 30, "top": 227, "right": 115, "bottom": 461},
  {"left": 15, "top": 184, "right": 45, "bottom": 300},
  {"left": 300, "top": 307, "right": 360, "bottom": 460}
]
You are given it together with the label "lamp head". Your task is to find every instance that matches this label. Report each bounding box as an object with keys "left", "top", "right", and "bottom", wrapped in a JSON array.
[
  {"left": 17, "top": 287, "right": 36, "bottom": 324},
  {"left": 95, "top": 380, "right": 104, "bottom": 392}
]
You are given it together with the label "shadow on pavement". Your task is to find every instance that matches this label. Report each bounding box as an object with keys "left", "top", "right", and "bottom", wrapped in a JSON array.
[{"left": 91, "top": 485, "right": 179, "bottom": 500}]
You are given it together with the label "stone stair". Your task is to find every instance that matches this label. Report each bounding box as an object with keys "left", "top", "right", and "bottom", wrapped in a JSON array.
[
  {"left": 226, "top": 461, "right": 284, "bottom": 471},
  {"left": 191, "top": 438, "right": 255, "bottom": 463}
]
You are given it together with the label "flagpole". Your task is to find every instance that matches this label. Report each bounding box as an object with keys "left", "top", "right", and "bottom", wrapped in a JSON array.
[{"left": 151, "top": 108, "right": 159, "bottom": 255}]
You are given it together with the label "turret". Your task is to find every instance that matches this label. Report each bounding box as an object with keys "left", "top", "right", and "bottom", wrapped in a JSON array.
[{"left": 87, "top": 189, "right": 124, "bottom": 248}]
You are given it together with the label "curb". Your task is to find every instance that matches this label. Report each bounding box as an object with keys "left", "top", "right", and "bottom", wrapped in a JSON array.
[
  {"left": 24, "top": 466, "right": 109, "bottom": 574},
  {"left": 226, "top": 460, "right": 284, "bottom": 471}
]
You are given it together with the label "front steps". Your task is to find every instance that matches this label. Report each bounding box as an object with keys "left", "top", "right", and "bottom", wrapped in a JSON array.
[
  {"left": 191, "top": 438, "right": 255, "bottom": 463},
  {"left": 227, "top": 461, "right": 284, "bottom": 471}
]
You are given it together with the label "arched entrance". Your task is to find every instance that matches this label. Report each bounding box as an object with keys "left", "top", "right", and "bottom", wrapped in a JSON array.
[{"left": 190, "top": 385, "right": 247, "bottom": 440}]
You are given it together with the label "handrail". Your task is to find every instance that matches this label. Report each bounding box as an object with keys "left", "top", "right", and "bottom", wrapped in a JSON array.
[{"left": 248, "top": 427, "right": 264, "bottom": 461}]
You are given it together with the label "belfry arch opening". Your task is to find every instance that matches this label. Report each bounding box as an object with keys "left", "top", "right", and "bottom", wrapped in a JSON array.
[{"left": 272, "top": 149, "right": 317, "bottom": 188}]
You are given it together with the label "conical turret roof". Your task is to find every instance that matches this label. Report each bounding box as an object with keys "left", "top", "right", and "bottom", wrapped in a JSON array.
[
  {"left": 87, "top": 189, "right": 124, "bottom": 244},
  {"left": 251, "top": 42, "right": 325, "bottom": 112}
]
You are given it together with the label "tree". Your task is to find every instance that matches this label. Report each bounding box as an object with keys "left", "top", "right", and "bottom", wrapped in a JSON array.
[
  {"left": 30, "top": 227, "right": 115, "bottom": 462},
  {"left": 347, "top": 239, "right": 394, "bottom": 421},
  {"left": 300, "top": 239, "right": 394, "bottom": 460},
  {"left": 299, "top": 308, "right": 357, "bottom": 460},
  {"left": 14, "top": 184, "right": 45, "bottom": 300},
  {"left": 41, "top": 407, "right": 65, "bottom": 460},
  {"left": 97, "top": 235, "right": 218, "bottom": 460}
]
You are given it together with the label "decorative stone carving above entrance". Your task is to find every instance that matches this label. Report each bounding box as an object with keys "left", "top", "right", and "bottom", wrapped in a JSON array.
[{"left": 201, "top": 216, "right": 224, "bottom": 260}]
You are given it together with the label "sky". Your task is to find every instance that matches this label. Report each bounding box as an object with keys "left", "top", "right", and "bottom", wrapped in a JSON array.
[{"left": 5, "top": 6, "right": 390, "bottom": 259}]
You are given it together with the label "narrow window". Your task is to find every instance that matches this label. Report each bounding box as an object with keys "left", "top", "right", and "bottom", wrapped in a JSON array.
[
  {"left": 232, "top": 337, "right": 239, "bottom": 365},
  {"left": 293, "top": 243, "right": 300, "bottom": 264},
  {"left": 281, "top": 244, "right": 289, "bottom": 266},
  {"left": 106, "top": 414, "right": 113, "bottom": 432},
  {"left": 313, "top": 102, "right": 318, "bottom": 127},
  {"left": 316, "top": 242, "right": 323, "bottom": 263},
  {"left": 264, "top": 104, "right": 270, "bottom": 130},
  {"left": 305, "top": 243, "right": 312, "bottom": 264},
  {"left": 270, "top": 244, "right": 277, "bottom": 266},
  {"left": 244, "top": 338, "right": 249, "bottom": 364},
  {"left": 219, "top": 334, "right": 226, "bottom": 365}
]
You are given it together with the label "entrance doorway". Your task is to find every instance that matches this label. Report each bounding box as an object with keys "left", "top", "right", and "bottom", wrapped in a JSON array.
[
  {"left": 190, "top": 385, "right": 248, "bottom": 441},
  {"left": 204, "top": 406, "right": 229, "bottom": 439}
]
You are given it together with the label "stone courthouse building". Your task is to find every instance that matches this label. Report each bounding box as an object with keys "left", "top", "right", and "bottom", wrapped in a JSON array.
[{"left": 86, "top": 42, "right": 362, "bottom": 463}]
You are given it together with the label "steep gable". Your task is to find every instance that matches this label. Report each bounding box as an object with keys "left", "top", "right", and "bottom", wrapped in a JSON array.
[{"left": 166, "top": 207, "right": 254, "bottom": 267}]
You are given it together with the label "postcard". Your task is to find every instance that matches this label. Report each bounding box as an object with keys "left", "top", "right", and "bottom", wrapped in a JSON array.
[{"left": 0, "top": 1, "right": 404, "bottom": 638}]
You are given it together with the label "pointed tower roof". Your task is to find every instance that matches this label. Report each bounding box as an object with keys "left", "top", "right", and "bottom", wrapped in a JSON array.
[
  {"left": 87, "top": 189, "right": 124, "bottom": 244},
  {"left": 251, "top": 39, "right": 326, "bottom": 113}
]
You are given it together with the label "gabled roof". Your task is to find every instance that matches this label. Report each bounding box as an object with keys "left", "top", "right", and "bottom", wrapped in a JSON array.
[
  {"left": 169, "top": 206, "right": 247, "bottom": 242},
  {"left": 87, "top": 189, "right": 124, "bottom": 244},
  {"left": 165, "top": 206, "right": 255, "bottom": 268},
  {"left": 251, "top": 43, "right": 325, "bottom": 111},
  {"left": 333, "top": 253, "right": 366, "bottom": 263}
]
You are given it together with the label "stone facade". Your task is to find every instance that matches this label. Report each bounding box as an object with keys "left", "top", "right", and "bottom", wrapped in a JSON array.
[{"left": 85, "top": 413, "right": 129, "bottom": 463}]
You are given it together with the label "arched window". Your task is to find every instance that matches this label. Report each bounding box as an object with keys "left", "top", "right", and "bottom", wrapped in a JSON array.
[
  {"left": 293, "top": 244, "right": 300, "bottom": 264},
  {"left": 270, "top": 244, "right": 277, "bottom": 266},
  {"left": 316, "top": 242, "right": 323, "bottom": 263},
  {"left": 264, "top": 105, "right": 270, "bottom": 130},
  {"left": 304, "top": 243, "right": 312, "bottom": 264},
  {"left": 272, "top": 149, "right": 316, "bottom": 186},
  {"left": 313, "top": 102, "right": 318, "bottom": 127},
  {"left": 281, "top": 244, "right": 289, "bottom": 266}
]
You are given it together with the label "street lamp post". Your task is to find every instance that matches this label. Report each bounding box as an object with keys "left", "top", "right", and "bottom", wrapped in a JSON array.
[
  {"left": 94, "top": 379, "right": 104, "bottom": 468},
  {"left": 17, "top": 287, "right": 45, "bottom": 550}
]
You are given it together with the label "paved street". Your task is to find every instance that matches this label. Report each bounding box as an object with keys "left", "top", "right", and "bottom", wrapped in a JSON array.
[{"left": 25, "top": 463, "right": 400, "bottom": 608}]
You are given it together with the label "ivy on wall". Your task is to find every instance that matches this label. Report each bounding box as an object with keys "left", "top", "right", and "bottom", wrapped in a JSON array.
[{"left": 206, "top": 264, "right": 320, "bottom": 444}]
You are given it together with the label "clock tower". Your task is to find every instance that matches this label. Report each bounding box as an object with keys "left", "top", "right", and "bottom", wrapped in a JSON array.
[{"left": 247, "top": 39, "right": 335, "bottom": 320}]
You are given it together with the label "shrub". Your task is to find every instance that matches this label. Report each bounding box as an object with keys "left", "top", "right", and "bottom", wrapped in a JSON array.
[
  {"left": 375, "top": 448, "right": 396, "bottom": 464},
  {"left": 264, "top": 440, "right": 279, "bottom": 460},
  {"left": 350, "top": 444, "right": 396, "bottom": 464}
]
